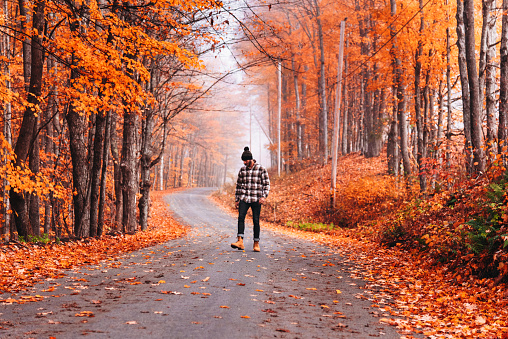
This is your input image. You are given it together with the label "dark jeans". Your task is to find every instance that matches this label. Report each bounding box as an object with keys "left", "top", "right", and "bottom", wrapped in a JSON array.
[{"left": 237, "top": 200, "right": 261, "bottom": 241}]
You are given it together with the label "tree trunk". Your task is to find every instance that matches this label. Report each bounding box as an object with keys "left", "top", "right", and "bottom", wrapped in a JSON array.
[
  {"left": 110, "top": 112, "right": 122, "bottom": 228},
  {"left": 464, "top": 0, "right": 486, "bottom": 173},
  {"left": 10, "top": 0, "right": 46, "bottom": 239},
  {"left": 415, "top": 0, "right": 426, "bottom": 191},
  {"left": 479, "top": 0, "right": 490, "bottom": 113},
  {"left": 66, "top": 109, "right": 91, "bottom": 237},
  {"left": 66, "top": 56, "right": 91, "bottom": 238},
  {"left": 2, "top": 0, "right": 12, "bottom": 239},
  {"left": 446, "top": 25, "right": 453, "bottom": 165},
  {"left": 178, "top": 146, "right": 185, "bottom": 187},
  {"left": 423, "top": 72, "right": 431, "bottom": 160},
  {"left": 18, "top": 0, "right": 31, "bottom": 92},
  {"left": 121, "top": 105, "right": 139, "bottom": 233},
  {"left": 359, "top": 9, "right": 371, "bottom": 157},
  {"left": 29, "top": 123, "right": 40, "bottom": 236},
  {"left": 388, "top": 0, "right": 399, "bottom": 175},
  {"left": 139, "top": 108, "right": 154, "bottom": 231},
  {"left": 159, "top": 154, "right": 164, "bottom": 190},
  {"left": 437, "top": 81, "right": 444, "bottom": 152},
  {"left": 484, "top": 0, "right": 497, "bottom": 158},
  {"left": 301, "top": 66, "right": 308, "bottom": 157},
  {"left": 457, "top": 0, "right": 473, "bottom": 172},
  {"left": 89, "top": 110, "right": 106, "bottom": 237},
  {"left": 292, "top": 57, "right": 303, "bottom": 160},
  {"left": 188, "top": 145, "right": 196, "bottom": 187},
  {"left": 315, "top": 0, "right": 328, "bottom": 164},
  {"left": 342, "top": 41, "right": 349, "bottom": 155},
  {"left": 66, "top": 2, "right": 94, "bottom": 238},
  {"left": 399, "top": 89, "right": 411, "bottom": 176},
  {"left": 499, "top": 0, "right": 508, "bottom": 155},
  {"left": 97, "top": 111, "right": 111, "bottom": 237}
]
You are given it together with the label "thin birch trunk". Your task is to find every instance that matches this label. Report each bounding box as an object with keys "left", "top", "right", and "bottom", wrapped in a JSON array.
[
  {"left": 2, "top": 0, "right": 12, "bottom": 239},
  {"left": 485, "top": 0, "right": 497, "bottom": 158},
  {"left": 446, "top": 25, "right": 453, "bottom": 166}
]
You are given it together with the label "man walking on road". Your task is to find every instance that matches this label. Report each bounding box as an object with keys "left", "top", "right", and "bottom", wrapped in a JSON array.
[{"left": 231, "top": 147, "right": 270, "bottom": 252}]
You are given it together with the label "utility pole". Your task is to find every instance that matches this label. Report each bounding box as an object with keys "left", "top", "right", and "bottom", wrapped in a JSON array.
[
  {"left": 331, "top": 20, "right": 346, "bottom": 208},
  {"left": 277, "top": 60, "right": 282, "bottom": 176}
]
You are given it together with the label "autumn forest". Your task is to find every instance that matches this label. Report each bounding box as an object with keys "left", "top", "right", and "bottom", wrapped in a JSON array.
[
  {"left": 0, "top": 0, "right": 507, "bottom": 261},
  {"left": 1, "top": 0, "right": 508, "bottom": 334}
]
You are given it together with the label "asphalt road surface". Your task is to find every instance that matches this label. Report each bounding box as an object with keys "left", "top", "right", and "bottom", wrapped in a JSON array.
[{"left": 0, "top": 188, "right": 407, "bottom": 338}]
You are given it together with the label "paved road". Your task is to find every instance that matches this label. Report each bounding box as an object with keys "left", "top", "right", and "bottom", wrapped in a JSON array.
[{"left": 0, "top": 188, "right": 405, "bottom": 338}]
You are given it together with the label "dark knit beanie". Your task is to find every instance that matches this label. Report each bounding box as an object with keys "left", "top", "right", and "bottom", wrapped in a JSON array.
[{"left": 241, "top": 147, "right": 253, "bottom": 161}]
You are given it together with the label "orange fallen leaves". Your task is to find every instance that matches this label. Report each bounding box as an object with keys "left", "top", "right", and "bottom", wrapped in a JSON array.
[
  {"left": 0, "top": 190, "right": 188, "bottom": 294},
  {"left": 212, "top": 156, "right": 508, "bottom": 337},
  {"left": 75, "top": 311, "right": 94, "bottom": 317}
]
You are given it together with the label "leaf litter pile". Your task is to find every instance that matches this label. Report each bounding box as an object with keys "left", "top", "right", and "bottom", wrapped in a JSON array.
[
  {"left": 213, "top": 153, "right": 508, "bottom": 338},
  {"left": 0, "top": 190, "right": 187, "bottom": 297}
]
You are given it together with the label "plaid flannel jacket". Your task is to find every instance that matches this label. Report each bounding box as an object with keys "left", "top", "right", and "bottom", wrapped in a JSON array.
[{"left": 235, "top": 162, "right": 270, "bottom": 203}]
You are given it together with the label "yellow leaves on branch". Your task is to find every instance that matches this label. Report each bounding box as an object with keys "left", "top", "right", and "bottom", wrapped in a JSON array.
[
  {"left": 0, "top": 134, "right": 66, "bottom": 200},
  {"left": 40, "top": 0, "right": 216, "bottom": 121}
]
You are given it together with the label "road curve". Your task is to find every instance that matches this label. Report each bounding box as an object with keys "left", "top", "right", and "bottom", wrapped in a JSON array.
[{"left": 0, "top": 188, "right": 406, "bottom": 338}]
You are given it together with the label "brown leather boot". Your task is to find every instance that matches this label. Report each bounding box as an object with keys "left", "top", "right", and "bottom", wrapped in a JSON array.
[
  {"left": 253, "top": 241, "right": 260, "bottom": 252},
  {"left": 231, "top": 236, "right": 244, "bottom": 250}
]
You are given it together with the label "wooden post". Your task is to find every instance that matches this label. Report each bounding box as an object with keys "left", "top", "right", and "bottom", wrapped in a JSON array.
[
  {"left": 331, "top": 20, "right": 346, "bottom": 209},
  {"left": 277, "top": 60, "right": 282, "bottom": 177}
]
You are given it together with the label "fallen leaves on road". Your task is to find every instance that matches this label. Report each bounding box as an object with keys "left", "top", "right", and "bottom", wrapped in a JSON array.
[
  {"left": 75, "top": 311, "right": 94, "bottom": 317},
  {"left": 255, "top": 222, "right": 508, "bottom": 337},
  {"left": 212, "top": 163, "right": 508, "bottom": 338},
  {"left": 0, "top": 190, "right": 188, "bottom": 296}
]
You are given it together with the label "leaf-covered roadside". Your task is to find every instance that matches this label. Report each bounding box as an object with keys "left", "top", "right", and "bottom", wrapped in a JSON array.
[
  {"left": 0, "top": 190, "right": 188, "bottom": 296},
  {"left": 213, "top": 153, "right": 508, "bottom": 337}
]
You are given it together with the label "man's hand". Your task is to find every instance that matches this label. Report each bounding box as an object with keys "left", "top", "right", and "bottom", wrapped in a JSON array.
[
  {"left": 259, "top": 197, "right": 266, "bottom": 205},
  {"left": 235, "top": 201, "right": 239, "bottom": 209}
]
